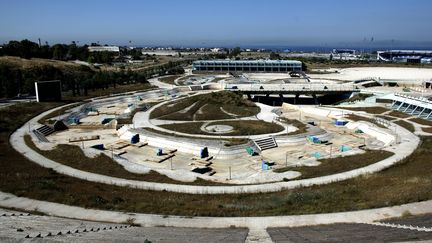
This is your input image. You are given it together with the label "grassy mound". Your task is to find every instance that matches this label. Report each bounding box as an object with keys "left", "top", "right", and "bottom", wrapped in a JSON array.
[
  {"left": 160, "top": 120, "right": 284, "bottom": 136},
  {"left": 150, "top": 91, "right": 260, "bottom": 121}
]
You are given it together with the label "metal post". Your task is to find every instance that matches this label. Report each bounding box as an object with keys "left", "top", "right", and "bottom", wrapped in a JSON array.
[
  {"left": 229, "top": 166, "right": 231, "bottom": 180},
  {"left": 82, "top": 141, "right": 84, "bottom": 149}
]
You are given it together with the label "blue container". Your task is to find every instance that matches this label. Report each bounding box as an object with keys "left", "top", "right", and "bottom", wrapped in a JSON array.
[
  {"left": 131, "top": 134, "right": 140, "bottom": 144},
  {"left": 200, "top": 147, "right": 209, "bottom": 158}
]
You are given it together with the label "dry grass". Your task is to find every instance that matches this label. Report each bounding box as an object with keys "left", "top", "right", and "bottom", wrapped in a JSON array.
[
  {"left": 0, "top": 56, "right": 89, "bottom": 72},
  {"left": 278, "top": 117, "right": 308, "bottom": 135},
  {"left": 143, "top": 127, "right": 249, "bottom": 146},
  {"left": 274, "top": 150, "right": 393, "bottom": 179},
  {"left": 410, "top": 118, "right": 432, "bottom": 127},
  {"left": 161, "top": 120, "right": 284, "bottom": 136},
  {"left": 150, "top": 91, "right": 259, "bottom": 120},
  {"left": 388, "top": 110, "right": 411, "bottom": 119},
  {"left": 394, "top": 120, "right": 415, "bottom": 133},
  {"left": 421, "top": 127, "right": 432, "bottom": 133},
  {"left": 346, "top": 114, "right": 387, "bottom": 128},
  {"left": 340, "top": 106, "right": 389, "bottom": 114}
]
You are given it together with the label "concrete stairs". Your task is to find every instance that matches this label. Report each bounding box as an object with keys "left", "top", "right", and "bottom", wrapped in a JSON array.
[
  {"left": 189, "top": 85, "right": 203, "bottom": 91},
  {"left": 36, "top": 125, "right": 55, "bottom": 136},
  {"left": 253, "top": 137, "right": 278, "bottom": 151},
  {"left": 33, "top": 125, "right": 55, "bottom": 142}
]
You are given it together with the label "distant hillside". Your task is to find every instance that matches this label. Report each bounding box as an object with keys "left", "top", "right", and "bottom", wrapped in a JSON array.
[{"left": 0, "top": 56, "right": 94, "bottom": 74}]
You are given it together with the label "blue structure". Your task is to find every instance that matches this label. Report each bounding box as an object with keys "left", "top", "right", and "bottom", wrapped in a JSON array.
[
  {"left": 131, "top": 134, "right": 139, "bottom": 144},
  {"left": 261, "top": 160, "right": 271, "bottom": 170},
  {"left": 156, "top": 148, "right": 163, "bottom": 156},
  {"left": 91, "top": 144, "right": 105, "bottom": 150},
  {"left": 340, "top": 145, "right": 352, "bottom": 152},
  {"left": 192, "top": 60, "right": 302, "bottom": 73},
  {"left": 335, "top": 120, "right": 348, "bottom": 126},
  {"left": 101, "top": 118, "right": 114, "bottom": 125},
  {"left": 200, "top": 147, "right": 209, "bottom": 158}
]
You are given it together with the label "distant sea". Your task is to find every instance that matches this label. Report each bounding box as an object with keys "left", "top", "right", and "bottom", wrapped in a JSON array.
[
  {"left": 244, "top": 45, "right": 432, "bottom": 53},
  {"left": 137, "top": 45, "right": 432, "bottom": 53}
]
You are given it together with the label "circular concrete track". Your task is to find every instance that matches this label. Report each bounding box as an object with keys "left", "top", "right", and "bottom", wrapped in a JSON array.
[{"left": 11, "top": 101, "right": 420, "bottom": 195}]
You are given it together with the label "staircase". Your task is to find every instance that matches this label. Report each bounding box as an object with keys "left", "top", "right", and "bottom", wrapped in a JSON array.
[
  {"left": 33, "top": 125, "right": 55, "bottom": 142},
  {"left": 36, "top": 125, "right": 55, "bottom": 136},
  {"left": 189, "top": 85, "right": 203, "bottom": 91},
  {"left": 253, "top": 137, "right": 278, "bottom": 151}
]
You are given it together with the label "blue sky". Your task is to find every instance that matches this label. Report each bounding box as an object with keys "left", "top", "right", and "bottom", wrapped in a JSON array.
[{"left": 1, "top": 0, "right": 432, "bottom": 47}]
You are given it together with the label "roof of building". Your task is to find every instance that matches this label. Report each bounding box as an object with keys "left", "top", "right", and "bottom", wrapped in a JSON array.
[{"left": 193, "top": 59, "right": 301, "bottom": 64}]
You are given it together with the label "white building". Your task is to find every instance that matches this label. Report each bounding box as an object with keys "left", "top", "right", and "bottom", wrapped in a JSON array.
[{"left": 88, "top": 46, "right": 120, "bottom": 52}]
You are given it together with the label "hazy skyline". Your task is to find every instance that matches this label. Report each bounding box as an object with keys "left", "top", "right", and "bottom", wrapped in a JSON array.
[{"left": 1, "top": 0, "right": 432, "bottom": 47}]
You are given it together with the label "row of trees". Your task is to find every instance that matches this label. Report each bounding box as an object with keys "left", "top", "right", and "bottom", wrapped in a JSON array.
[
  {"left": 0, "top": 60, "right": 187, "bottom": 98},
  {"left": 0, "top": 39, "right": 128, "bottom": 63}
]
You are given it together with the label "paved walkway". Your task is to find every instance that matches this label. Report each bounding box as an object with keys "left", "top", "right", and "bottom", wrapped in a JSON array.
[{"left": 11, "top": 104, "right": 420, "bottom": 195}]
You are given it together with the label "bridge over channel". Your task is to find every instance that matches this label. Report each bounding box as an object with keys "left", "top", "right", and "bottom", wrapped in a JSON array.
[{"left": 225, "top": 83, "right": 360, "bottom": 104}]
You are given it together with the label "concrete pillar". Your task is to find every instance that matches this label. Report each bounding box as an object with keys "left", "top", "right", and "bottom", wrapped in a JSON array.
[
  {"left": 294, "top": 94, "right": 299, "bottom": 104},
  {"left": 411, "top": 106, "right": 419, "bottom": 114},
  {"left": 418, "top": 107, "right": 427, "bottom": 117},
  {"left": 312, "top": 94, "right": 319, "bottom": 105}
]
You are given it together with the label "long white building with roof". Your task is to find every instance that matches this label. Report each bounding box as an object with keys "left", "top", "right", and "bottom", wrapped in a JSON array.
[{"left": 192, "top": 60, "right": 302, "bottom": 72}]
